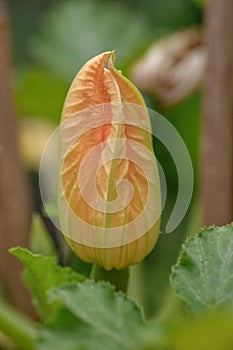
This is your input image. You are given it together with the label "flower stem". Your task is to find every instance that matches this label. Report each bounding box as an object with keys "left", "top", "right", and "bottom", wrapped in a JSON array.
[
  {"left": 91, "top": 265, "right": 129, "bottom": 293},
  {"left": 0, "top": 298, "right": 36, "bottom": 350}
]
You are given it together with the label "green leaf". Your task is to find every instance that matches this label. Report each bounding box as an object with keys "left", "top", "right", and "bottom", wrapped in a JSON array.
[
  {"left": 38, "top": 281, "right": 145, "bottom": 350},
  {"left": 9, "top": 247, "right": 85, "bottom": 318},
  {"left": 171, "top": 224, "right": 233, "bottom": 313},
  {"left": 29, "top": 213, "right": 57, "bottom": 258}
]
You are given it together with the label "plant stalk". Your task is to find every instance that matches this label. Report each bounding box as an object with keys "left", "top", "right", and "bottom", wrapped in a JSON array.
[
  {"left": 91, "top": 264, "right": 129, "bottom": 293},
  {"left": 201, "top": 0, "right": 233, "bottom": 225},
  {"left": 0, "top": 298, "right": 36, "bottom": 350}
]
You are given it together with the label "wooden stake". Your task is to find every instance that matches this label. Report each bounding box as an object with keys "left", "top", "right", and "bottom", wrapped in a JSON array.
[
  {"left": 201, "top": 0, "right": 233, "bottom": 225},
  {"left": 0, "top": 0, "right": 33, "bottom": 315}
]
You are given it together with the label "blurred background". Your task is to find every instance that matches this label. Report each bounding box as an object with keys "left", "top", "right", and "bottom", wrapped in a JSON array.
[{"left": 0, "top": 0, "right": 232, "bottom": 323}]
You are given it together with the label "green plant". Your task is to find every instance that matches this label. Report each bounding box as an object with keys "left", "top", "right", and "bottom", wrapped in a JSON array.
[
  {"left": 0, "top": 225, "right": 233, "bottom": 349},
  {"left": 1, "top": 51, "right": 232, "bottom": 350}
]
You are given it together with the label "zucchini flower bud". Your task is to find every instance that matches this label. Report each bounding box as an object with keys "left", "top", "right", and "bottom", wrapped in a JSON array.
[{"left": 58, "top": 51, "right": 161, "bottom": 270}]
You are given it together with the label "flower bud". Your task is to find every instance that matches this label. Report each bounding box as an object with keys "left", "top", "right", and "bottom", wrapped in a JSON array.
[{"left": 58, "top": 51, "right": 161, "bottom": 270}]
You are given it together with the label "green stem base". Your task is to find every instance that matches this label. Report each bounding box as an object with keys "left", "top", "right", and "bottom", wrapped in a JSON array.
[
  {"left": 91, "top": 265, "right": 129, "bottom": 293},
  {"left": 0, "top": 298, "right": 36, "bottom": 350}
]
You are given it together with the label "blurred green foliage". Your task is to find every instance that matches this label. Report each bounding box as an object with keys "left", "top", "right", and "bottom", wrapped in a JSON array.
[
  {"left": 140, "top": 90, "right": 201, "bottom": 317},
  {"left": 28, "top": 213, "right": 58, "bottom": 258},
  {"left": 9, "top": 0, "right": 201, "bottom": 68},
  {"left": 192, "top": 0, "right": 207, "bottom": 8},
  {"left": 30, "top": 1, "right": 152, "bottom": 79},
  {"left": 15, "top": 69, "right": 67, "bottom": 123}
]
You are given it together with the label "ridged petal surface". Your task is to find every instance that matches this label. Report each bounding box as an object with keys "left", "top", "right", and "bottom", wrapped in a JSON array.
[{"left": 59, "top": 52, "right": 161, "bottom": 270}]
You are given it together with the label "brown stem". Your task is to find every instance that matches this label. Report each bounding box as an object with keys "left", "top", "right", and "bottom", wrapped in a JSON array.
[
  {"left": 0, "top": 0, "right": 33, "bottom": 315},
  {"left": 201, "top": 0, "right": 233, "bottom": 225}
]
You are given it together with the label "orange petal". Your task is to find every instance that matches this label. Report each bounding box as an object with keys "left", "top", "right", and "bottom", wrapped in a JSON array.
[
  {"left": 58, "top": 52, "right": 161, "bottom": 270},
  {"left": 62, "top": 51, "right": 120, "bottom": 121}
]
